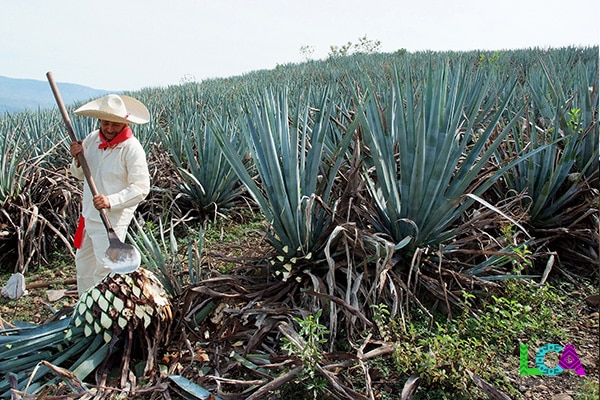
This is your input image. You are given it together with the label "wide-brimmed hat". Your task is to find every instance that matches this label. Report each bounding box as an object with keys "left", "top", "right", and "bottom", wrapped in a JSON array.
[{"left": 74, "top": 94, "right": 150, "bottom": 125}]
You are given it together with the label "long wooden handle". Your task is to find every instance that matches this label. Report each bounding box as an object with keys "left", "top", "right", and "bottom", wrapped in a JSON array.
[{"left": 46, "top": 71, "right": 114, "bottom": 233}]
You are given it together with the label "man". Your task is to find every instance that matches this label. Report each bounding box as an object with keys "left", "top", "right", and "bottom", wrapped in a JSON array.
[{"left": 69, "top": 94, "right": 150, "bottom": 295}]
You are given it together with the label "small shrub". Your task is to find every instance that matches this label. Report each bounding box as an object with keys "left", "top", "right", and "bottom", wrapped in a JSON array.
[{"left": 281, "top": 309, "right": 330, "bottom": 399}]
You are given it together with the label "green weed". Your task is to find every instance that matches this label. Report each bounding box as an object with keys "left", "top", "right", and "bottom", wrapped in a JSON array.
[
  {"left": 281, "top": 309, "right": 330, "bottom": 399},
  {"left": 576, "top": 377, "right": 600, "bottom": 400},
  {"left": 391, "top": 280, "right": 569, "bottom": 398}
]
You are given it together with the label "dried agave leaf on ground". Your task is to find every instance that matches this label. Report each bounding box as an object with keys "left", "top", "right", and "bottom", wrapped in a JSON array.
[{"left": 169, "top": 270, "right": 401, "bottom": 399}]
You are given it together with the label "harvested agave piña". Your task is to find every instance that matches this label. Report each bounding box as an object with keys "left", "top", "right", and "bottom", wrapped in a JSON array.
[{"left": 0, "top": 268, "right": 173, "bottom": 396}]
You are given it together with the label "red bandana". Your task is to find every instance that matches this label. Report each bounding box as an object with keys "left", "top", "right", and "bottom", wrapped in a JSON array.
[{"left": 98, "top": 126, "right": 133, "bottom": 149}]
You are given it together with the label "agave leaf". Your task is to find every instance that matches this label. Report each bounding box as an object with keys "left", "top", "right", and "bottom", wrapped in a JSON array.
[
  {"left": 30, "top": 360, "right": 89, "bottom": 395},
  {"left": 0, "top": 115, "right": 30, "bottom": 205},
  {"left": 358, "top": 59, "right": 524, "bottom": 249},
  {"left": 11, "top": 337, "right": 93, "bottom": 393},
  {"left": 70, "top": 335, "right": 110, "bottom": 380},
  {"left": 465, "top": 194, "right": 531, "bottom": 238},
  {"left": 230, "top": 351, "right": 271, "bottom": 375},
  {"left": 128, "top": 218, "right": 180, "bottom": 296},
  {"left": 0, "top": 318, "right": 70, "bottom": 344},
  {"left": 214, "top": 87, "right": 349, "bottom": 262},
  {"left": 0, "top": 322, "right": 94, "bottom": 395},
  {"left": 500, "top": 57, "right": 599, "bottom": 227},
  {"left": 0, "top": 319, "right": 72, "bottom": 359},
  {"left": 157, "top": 105, "right": 246, "bottom": 214},
  {"left": 0, "top": 350, "right": 53, "bottom": 378},
  {"left": 168, "top": 374, "right": 222, "bottom": 400},
  {"left": 462, "top": 240, "right": 536, "bottom": 276}
]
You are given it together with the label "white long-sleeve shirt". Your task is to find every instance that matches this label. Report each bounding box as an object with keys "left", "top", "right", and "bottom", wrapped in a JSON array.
[{"left": 70, "top": 129, "right": 150, "bottom": 227}]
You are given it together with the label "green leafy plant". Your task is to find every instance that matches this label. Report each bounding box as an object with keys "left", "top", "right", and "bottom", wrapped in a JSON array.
[
  {"left": 281, "top": 309, "right": 330, "bottom": 398},
  {"left": 498, "top": 59, "right": 599, "bottom": 227},
  {"left": 499, "top": 224, "right": 534, "bottom": 274},
  {"left": 214, "top": 87, "right": 351, "bottom": 277},
  {"left": 156, "top": 86, "right": 247, "bottom": 218},
  {"left": 371, "top": 303, "right": 393, "bottom": 341},
  {"left": 577, "top": 377, "right": 600, "bottom": 400},
  {"left": 392, "top": 280, "right": 570, "bottom": 398},
  {"left": 356, "top": 58, "right": 525, "bottom": 251},
  {"left": 328, "top": 35, "right": 382, "bottom": 58},
  {"left": 394, "top": 321, "right": 499, "bottom": 396}
]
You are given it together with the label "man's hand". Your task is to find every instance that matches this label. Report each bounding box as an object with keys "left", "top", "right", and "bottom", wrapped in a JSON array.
[
  {"left": 70, "top": 141, "right": 83, "bottom": 157},
  {"left": 93, "top": 194, "right": 111, "bottom": 210},
  {"left": 70, "top": 141, "right": 83, "bottom": 167}
]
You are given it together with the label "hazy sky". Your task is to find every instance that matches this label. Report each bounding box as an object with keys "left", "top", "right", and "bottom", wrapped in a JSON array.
[{"left": 1, "top": 0, "right": 598, "bottom": 91}]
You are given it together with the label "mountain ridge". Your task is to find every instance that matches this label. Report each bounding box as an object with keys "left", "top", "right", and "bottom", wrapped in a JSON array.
[{"left": 0, "top": 75, "right": 113, "bottom": 113}]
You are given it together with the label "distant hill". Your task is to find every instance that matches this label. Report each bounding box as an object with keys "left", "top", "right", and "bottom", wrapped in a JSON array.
[{"left": 0, "top": 75, "right": 112, "bottom": 113}]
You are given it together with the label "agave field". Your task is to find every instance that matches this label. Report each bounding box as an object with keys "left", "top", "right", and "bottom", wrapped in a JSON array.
[{"left": 0, "top": 46, "right": 598, "bottom": 399}]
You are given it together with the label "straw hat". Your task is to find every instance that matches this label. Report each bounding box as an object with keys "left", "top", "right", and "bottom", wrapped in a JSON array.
[{"left": 74, "top": 94, "right": 150, "bottom": 125}]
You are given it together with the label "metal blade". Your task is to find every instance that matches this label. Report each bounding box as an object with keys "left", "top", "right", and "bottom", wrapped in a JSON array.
[{"left": 104, "top": 240, "right": 141, "bottom": 274}]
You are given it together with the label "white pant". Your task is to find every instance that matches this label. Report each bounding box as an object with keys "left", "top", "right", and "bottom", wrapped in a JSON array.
[{"left": 75, "top": 220, "right": 129, "bottom": 295}]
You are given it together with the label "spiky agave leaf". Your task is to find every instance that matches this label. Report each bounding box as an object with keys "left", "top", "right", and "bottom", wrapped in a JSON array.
[
  {"left": 357, "top": 59, "right": 527, "bottom": 250},
  {"left": 0, "top": 313, "right": 96, "bottom": 396},
  {"left": 213, "top": 87, "right": 351, "bottom": 279},
  {"left": 158, "top": 107, "right": 247, "bottom": 217},
  {"left": 500, "top": 58, "right": 599, "bottom": 227}
]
